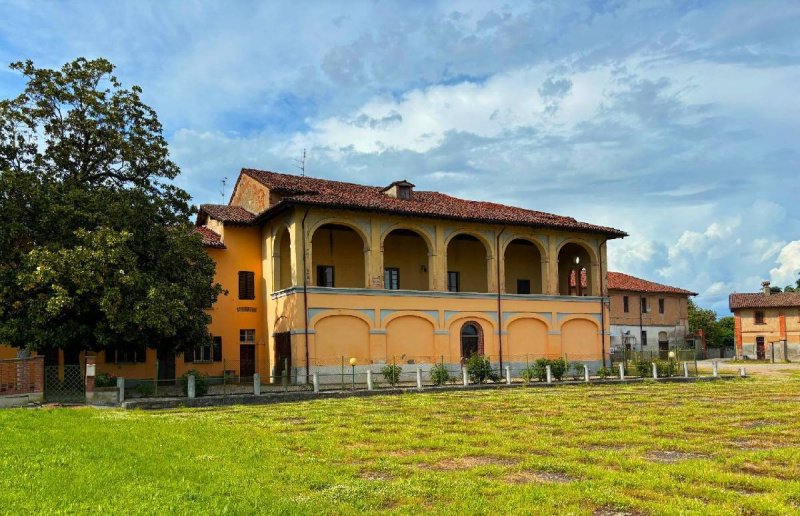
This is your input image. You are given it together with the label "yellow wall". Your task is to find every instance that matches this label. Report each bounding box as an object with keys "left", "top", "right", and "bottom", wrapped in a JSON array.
[
  {"left": 447, "top": 236, "right": 489, "bottom": 293},
  {"left": 311, "top": 225, "right": 366, "bottom": 288},
  {"left": 504, "top": 240, "right": 543, "bottom": 294},
  {"left": 506, "top": 318, "right": 549, "bottom": 360},
  {"left": 383, "top": 232, "right": 429, "bottom": 290}
]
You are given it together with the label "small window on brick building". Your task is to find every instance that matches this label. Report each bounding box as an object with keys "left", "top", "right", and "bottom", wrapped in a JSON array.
[
  {"left": 316, "top": 265, "right": 335, "bottom": 288},
  {"left": 754, "top": 311, "right": 765, "bottom": 324},
  {"left": 641, "top": 330, "right": 648, "bottom": 347},
  {"left": 238, "top": 271, "right": 255, "bottom": 300},
  {"left": 658, "top": 298, "right": 665, "bottom": 314},
  {"left": 641, "top": 297, "right": 648, "bottom": 313},
  {"left": 623, "top": 296, "right": 629, "bottom": 313}
]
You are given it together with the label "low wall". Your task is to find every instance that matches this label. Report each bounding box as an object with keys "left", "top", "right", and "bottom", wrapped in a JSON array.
[{"left": 0, "top": 356, "right": 44, "bottom": 407}]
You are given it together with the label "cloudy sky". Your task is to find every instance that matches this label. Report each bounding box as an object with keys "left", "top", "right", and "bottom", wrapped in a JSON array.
[{"left": 1, "top": 0, "right": 798, "bottom": 313}]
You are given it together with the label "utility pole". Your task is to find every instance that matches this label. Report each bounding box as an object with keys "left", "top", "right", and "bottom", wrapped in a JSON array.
[{"left": 294, "top": 149, "right": 307, "bottom": 177}]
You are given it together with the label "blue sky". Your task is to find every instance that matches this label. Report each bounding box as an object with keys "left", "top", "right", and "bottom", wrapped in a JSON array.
[{"left": 1, "top": 0, "right": 799, "bottom": 314}]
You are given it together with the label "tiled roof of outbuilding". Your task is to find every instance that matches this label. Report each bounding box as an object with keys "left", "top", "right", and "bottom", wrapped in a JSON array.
[
  {"left": 241, "top": 169, "right": 627, "bottom": 237},
  {"left": 198, "top": 204, "right": 256, "bottom": 224},
  {"left": 607, "top": 272, "right": 697, "bottom": 296},
  {"left": 194, "top": 226, "right": 225, "bottom": 248},
  {"left": 729, "top": 292, "right": 800, "bottom": 310}
]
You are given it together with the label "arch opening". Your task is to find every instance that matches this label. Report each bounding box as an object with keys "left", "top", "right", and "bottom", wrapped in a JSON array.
[
  {"left": 460, "top": 322, "right": 484, "bottom": 359},
  {"left": 558, "top": 243, "right": 594, "bottom": 296},
  {"left": 447, "top": 234, "right": 489, "bottom": 293},
  {"left": 382, "top": 228, "right": 430, "bottom": 291},
  {"left": 273, "top": 227, "right": 292, "bottom": 291},
  {"left": 311, "top": 224, "right": 366, "bottom": 288},
  {"left": 504, "top": 239, "right": 543, "bottom": 294}
]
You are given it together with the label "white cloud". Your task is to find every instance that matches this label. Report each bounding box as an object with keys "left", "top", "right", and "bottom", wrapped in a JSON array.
[{"left": 770, "top": 241, "right": 800, "bottom": 288}]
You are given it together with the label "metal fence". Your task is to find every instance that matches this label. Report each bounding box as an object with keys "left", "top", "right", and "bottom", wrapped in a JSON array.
[{"left": 44, "top": 365, "right": 85, "bottom": 403}]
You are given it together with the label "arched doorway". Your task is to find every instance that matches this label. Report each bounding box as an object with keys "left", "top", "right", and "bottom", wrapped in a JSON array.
[
  {"left": 311, "top": 224, "right": 367, "bottom": 288},
  {"left": 447, "top": 234, "right": 489, "bottom": 293},
  {"left": 504, "top": 239, "right": 543, "bottom": 294},
  {"left": 382, "top": 229, "right": 430, "bottom": 290},
  {"left": 460, "top": 322, "right": 483, "bottom": 360},
  {"left": 558, "top": 243, "right": 594, "bottom": 296},
  {"left": 273, "top": 227, "right": 292, "bottom": 291}
]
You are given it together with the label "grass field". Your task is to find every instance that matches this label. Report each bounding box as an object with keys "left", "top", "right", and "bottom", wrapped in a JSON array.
[{"left": 2, "top": 374, "right": 800, "bottom": 514}]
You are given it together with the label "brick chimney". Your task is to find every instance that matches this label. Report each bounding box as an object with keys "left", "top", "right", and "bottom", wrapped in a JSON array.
[{"left": 762, "top": 281, "right": 771, "bottom": 295}]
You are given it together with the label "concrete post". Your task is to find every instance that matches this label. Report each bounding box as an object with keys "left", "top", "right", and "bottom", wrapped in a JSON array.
[
  {"left": 740, "top": 366, "right": 746, "bottom": 378},
  {"left": 187, "top": 375, "right": 196, "bottom": 399},
  {"left": 583, "top": 364, "right": 589, "bottom": 383},
  {"left": 462, "top": 367, "right": 468, "bottom": 386},
  {"left": 416, "top": 367, "right": 422, "bottom": 389},
  {"left": 253, "top": 373, "right": 261, "bottom": 396},
  {"left": 117, "top": 376, "right": 125, "bottom": 404},
  {"left": 366, "top": 369, "right": 373, "bottom": 390},
  {"left": 505, "top": 366, "right": 511, "bottom": 385},
  {"left": 618, "top": 363, "right": 625, "bottom": 380},
  {"left": 546, "top": 365, "right": 552, "bottom": 384},
  {"left": 85, "top": 355, "right": 96, "bottom": 403},
  {"left": 652, "top": 362, "right": 658, "bottom": 379},
  {"left": 712, "top": 360, "right": 719, "bottom": 378},
  {"left": 312, "top": 372, "right": 319, "bottom": 393},
  {"left": 683, "top": 362, "right": 689, "bottom": 378}
]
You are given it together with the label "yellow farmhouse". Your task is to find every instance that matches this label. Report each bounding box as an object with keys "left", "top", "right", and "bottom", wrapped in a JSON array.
[
  {"left": 729, "top": 281, "right": 800, "bottom": 361},
  {"left": 192, "top": 168, "right": 626, "bottom": 382}
]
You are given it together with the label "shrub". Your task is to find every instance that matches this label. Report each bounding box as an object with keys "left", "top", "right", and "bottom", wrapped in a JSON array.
[
  {"left": 635, "top": 360, "right": 652, "bottom": 378},
  {"left": 656, "top": 360, "right": 677, "bottom": 377},
  {"left": 135, "top": 382, "right": 154, "bottom": 397},
  {"left": 381, "top": 364, "right": 402, "bottom": 386},
  {"left": 570, "top": 362, "right": 585, "bottom": 381},
  {"left": 95, "top": 373, "right": 116, "bottom": 388},
  {"left": 550, "top": 358, "right": 568, "bottom": 381},
  {"left": 521, "top": 365, "right": 537, "bottom": 383},
  {"left": 180, "top": 369, "right": 209, "bottom": 397},
  {"left": 596, "top": 366, "right": 612, "bottom": 379},
  {"left": 466, "top": 354, "right": 500, "bottom": 384},
  {"left": 429, "top": 363, "right": 450, "bottom": 386},
  {"left": 532, "top": 358, "right": 550, "bottom": 381}
]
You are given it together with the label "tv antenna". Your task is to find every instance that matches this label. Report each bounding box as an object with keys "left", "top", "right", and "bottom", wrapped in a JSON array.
[
  {"left": 294, "top": 148, "right": 307, "bottom": 177},
  {"left": 220, "top": 176, "right": 228, "bottom": 203}
]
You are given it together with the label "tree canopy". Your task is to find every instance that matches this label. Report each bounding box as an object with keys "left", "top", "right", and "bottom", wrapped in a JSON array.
[{"left": 0, "top": 57, "right": 221, "bottom": 354}]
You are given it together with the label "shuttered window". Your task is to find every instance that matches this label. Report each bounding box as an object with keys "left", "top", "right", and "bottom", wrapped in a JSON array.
[{"left": 238, "top": 271, "right": 255, "bottom": 300}]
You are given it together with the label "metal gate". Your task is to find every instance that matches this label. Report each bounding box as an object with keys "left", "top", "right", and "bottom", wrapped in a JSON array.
[{"left": 44, "top": 365, "right": 85, "bottom": 403}]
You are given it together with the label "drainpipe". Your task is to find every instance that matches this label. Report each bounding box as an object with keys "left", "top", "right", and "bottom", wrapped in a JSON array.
[
  {"left": 599, "top": 239, "right": 607, "bottom": 368},
  {"left": 496, "top": 227, "right": 507, "bottom": 372},
  {"left": 301, "top": 208, "right": 311, "bottom": 383}
]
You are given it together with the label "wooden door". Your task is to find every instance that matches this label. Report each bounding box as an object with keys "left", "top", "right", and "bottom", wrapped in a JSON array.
[
  {"left": 240, "top": 344, "right": 256, "bottom": 378},
  {"left": 273, "top": 332, "right": 291, "bottom": 380}
]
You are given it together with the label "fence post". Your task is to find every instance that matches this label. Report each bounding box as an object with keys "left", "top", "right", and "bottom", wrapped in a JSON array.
[
  {"left": 416, "top": 367, "right": 422, "bottom": 390},
  {"left": 462, "top": 366, "right": 468, "bottom": 386},
  {"left": 652, "top": 362, "right": 658, "bottom": 379},
  {"left": 712, "top": 360, "right": 719, "bottom": 378},
  {"left": 683, "top": 362, "right": 689, "bottom": 378},
  {"left": 505, "top": 365, "right": 511, "bottom": 385},
  {"left": 117, "top": 377, "right": 125, "bottom": 404},
  {"left": 366, "top": 369, "right": 373, "bottom": 390},
  {"left": 546, "top": 365, "right": 552, "bottom": 384},
  {"left": 740, "top": 366, "right": 747, "bottom": 378},
  {"left": 84, "top": 355, "right": 96, "bottom": 404},
  {"left": 583, "top": 364, "right": 589, "bottom": 383},
  {"left": 187, "top": 374, "right": 196, "bottom": 399},
  {"left": 312, "top": 372, "right": 319, "bottom": 393},
  {"left": 618, "top": 363, "right": 625, "bottom": 380},
  {"left": 253, "top": 373, "right": 261, "bottom": 395}
]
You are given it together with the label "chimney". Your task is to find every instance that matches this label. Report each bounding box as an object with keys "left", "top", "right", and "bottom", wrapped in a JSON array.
[{"left": 762, "top": 281, "right": 771, "bottom": 295}]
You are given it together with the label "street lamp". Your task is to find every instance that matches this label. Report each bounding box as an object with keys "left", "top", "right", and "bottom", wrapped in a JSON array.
[{"left": 349, "top": 357, "right": 357, "bottom": 390}]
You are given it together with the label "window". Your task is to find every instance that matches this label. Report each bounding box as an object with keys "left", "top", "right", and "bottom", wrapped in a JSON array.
[
  {"left": 447, "top": 271, "right": 460, "bottom": 292},
  {"left": 460, "top": 323, "right": 482, "bottom": 359},
  {"left": 754, "top": 311, "right": 765, "bottom": 324},
  {"left": 623, "top": 296, "right": 629, "bottom": 313},
  {"left": 238, "top": 271, "right": 255, "bottom": 300},
  {"left": 641, "top": 330, "right": 648, "bottom": 347},
  {"left": 398, "top": 186, "right": 411, "bottom": 200},
  {"left": 517, "top": 279, "right": 531, "bottom": 295},
  {"left": 184, "top": 337, "right": 222, "bottom": 363},
  {"left": 384, "top": 267, "right": 400, "bottom": 290},
  {"left": 240, "top": 329, "right": 256, "bottom": 345},
  {"left": 658, "top": 298, "right": 665, "bottom": 314},
  {"left": 105, "top": 343, "right": 147, "bottom": 364},
  {"left": 316, "top": 265, "right": 334, "bottom": 287},
  {"left": 641, "top": 297, "right": 648, "bottom": 314}
]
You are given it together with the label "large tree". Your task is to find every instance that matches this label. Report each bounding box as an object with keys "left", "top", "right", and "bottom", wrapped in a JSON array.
[
  {"left": 687, "top": 298, "right": 720, "bottom": 348},
  {"left": 0, "top": 58, "right": 221, "bottom": 356}
]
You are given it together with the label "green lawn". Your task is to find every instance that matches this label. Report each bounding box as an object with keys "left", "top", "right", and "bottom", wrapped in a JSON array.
[{"left": 2, "top": 376, "right": 800, "bottom": 514}]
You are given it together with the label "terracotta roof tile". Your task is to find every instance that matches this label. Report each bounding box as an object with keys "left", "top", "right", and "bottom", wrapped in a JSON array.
[
  {"left": 199, "top": 204, "right": 256, "bottom": 224},
  {"left": 194, "top": 226, "right": 225, "bottom": 249},
  {"left": 241, "top": 169, "right": 627, "bottom": 237},
  {"left": 607, "top": 272, "right": 697, "bottom": 296},
  {"left": 729, "top": 292, "right": 800, "bottom": 310}
]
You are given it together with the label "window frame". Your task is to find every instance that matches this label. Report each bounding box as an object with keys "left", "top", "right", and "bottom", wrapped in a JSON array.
[
  {"left": 447, "top": 271, "right": 460, "bottom": 293},
  {"left": 658, "top": 298, "right": 665, "bottom": 314},
  {"left": 316, "top": 265, "right": 335, "bottom": 288},
  {"left": 238, "top": 271, "right": 255, "bottom": 300},
  {"left": 240, "top": 329, "right": 256, "bottom": 345},
  {"left": 641, "top": 330, "right": 648, "bottom": 347},
  {"left": 623, "top": 296, "right": 629, "bottom": 313},
  {"left": 641, "top": 297, "right": 648, "bottom": 314},
  {"left": 384, "top": 267, "right": 400, "bottom": 290},
  {"left": 754, "top": 311, "right": 765, "bottom": 324}
]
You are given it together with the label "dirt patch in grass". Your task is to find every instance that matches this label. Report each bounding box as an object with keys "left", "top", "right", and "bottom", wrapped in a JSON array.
[
  {"left": 504, "top": 470, "right": 573, "bottom": 484},
  {"left": 427, "top": 456, "right": 517, "bottom": 471},
  {"left": 645, "top": 451, "right": 709, "bottom": 464},
  {"left": 360, "top": 470, "right": 394, "bottom": 481},
  {"left": 737, "top": 420, "right": 780, "bottom": 429},
  {"left": 593, "top": 509, "right": 639, "bottom": 516}
]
